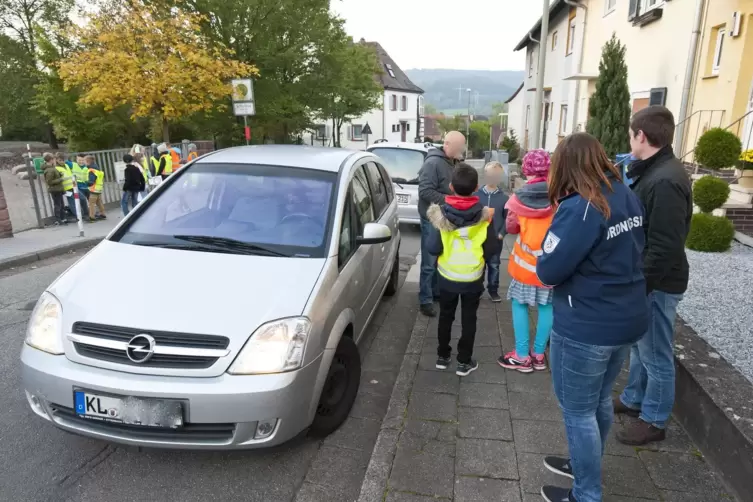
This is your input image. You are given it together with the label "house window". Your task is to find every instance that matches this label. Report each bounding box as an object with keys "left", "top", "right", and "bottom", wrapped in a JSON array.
[
  {"left": 712, "top": 28, "right": 725, "bottom": 75},
  {"left": 605, "top": 0, "right": 617, "bottom": 14},
  {"left": 351, "top": 124, "right": 364, "bottom": 140},
  {"left": 315, "top": 125, "right": 326, "bottom": 139},
  {"left": 390, "top": 94, "right": 397, "bottom": 111},
  {"left": 418, "top": 95, "right": 425, "bottom": 116},
  {"left": 406, "top": 123, "right": 410, "bottom": 131},
  {"left": 559, "top": 105, "right": 568, "bottom": 134},
  {"left": 566, "top": 8, "right": 577, "bottom": 55},
  {"left": 401, "top": 96, "right": 408, "bottom": 111},
  {"left": 385, "top": 63, "right": 396, "bottom": 78},
  {"left": 551, "top": 31, "right": 558, "bottom": 51},
  {"left": 528, "top": 49, "right": 535, "bottom": 77}
]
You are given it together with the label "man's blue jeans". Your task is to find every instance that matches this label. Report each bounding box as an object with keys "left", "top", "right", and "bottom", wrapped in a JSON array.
[
  {"left": 619, "top": 291, "right": 682, "bottom": 429},
  {"left": 419, "top": 217, "right": 439, "bottom": 305},
  {"left": 550, "top": 331, "right": 630, "bottom": 502},
  {"left": 121, "top": 191, "right": 139, "bottom": 216},
  {"left": 486, "top": 252, "right": 501, "bottom": 295}
]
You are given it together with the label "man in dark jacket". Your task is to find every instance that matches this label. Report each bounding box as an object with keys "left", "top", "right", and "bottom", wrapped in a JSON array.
[
  {"left": 616, "top": 105, "right": 693, "bottom": 446},
  {"left": 121, "top": 154, "right": 146, "bottom": 216},
  {"left": 417, "top": 130, "right": 465, "bottom": 317}
]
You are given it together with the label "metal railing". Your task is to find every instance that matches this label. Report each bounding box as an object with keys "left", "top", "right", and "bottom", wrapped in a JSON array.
[
  {"left": 677, "top": 109, "right": 726, "bottom": 163},
  {"left": 24, "top": 140, "right": 215, "bottom": 229}
]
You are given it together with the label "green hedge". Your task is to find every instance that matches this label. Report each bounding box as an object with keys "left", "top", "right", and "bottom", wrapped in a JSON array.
[
  {"left": 693, "top": 175, "right": 730, "bottom": 213},
  {"left": 695, "top": 128, "right": 742, "bottom": 170},
  {"left": 686, "top": 213, "right": 735, "bottom": 252}
]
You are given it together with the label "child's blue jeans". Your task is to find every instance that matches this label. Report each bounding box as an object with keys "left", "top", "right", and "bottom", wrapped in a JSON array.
[{"left": 511, "top": 298, "right": 553, "bottom": 356}]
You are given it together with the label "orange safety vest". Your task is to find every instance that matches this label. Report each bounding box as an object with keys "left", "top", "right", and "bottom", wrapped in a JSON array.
[
  {"left": 187, "top": 152, "right": 198, "bottom": 161},
  {"left": 170, "top": 149, "right": 182, "bottom": 171},
  {"left": 508, "top": 214, "right": 554, "bottom": 287}
]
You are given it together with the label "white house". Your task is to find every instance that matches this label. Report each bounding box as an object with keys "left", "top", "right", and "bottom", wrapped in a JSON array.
[
  {"left": 308, "top": 40, "right": 425, "bottom": 149},
  {"left": 512, "top": 0, "right": 587, "bottom": 152},
  {"left": 505, "top": 82, "right": 525, "bottom": 143}
]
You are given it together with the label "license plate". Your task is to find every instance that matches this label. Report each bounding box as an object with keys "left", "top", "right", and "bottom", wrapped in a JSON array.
[
  {"left": 396, "top": 194, "right": 410, "bottom": 204},
  {"left": 74, "top": 390, "right": 183, "bottom": 428}
]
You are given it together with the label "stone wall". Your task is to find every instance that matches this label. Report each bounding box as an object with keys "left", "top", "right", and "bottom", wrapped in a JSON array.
[{"left": 0, "top": 177, "right": 13, "bottom": 238}]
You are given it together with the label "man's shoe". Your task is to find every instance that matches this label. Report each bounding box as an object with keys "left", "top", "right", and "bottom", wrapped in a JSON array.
[
  {"left": 541, "top": 485, "right": 576, "bottom": 502},
  {"left": 456, "top": 359, "right": 479, "bottom": 377},
  {"left": 613, "top": 396, "right": 640, "bottom": 418},
  {"left": 489, "top": 292, "right": 502, "bottom": 303},
  {"left": 616, "top": 420, "right": 666, "bottom": 446},
  {"left": 543, "top": 456, "right": 574, "bottom": 479},
  {"left": 497, "top": 351, "right": 533, "bottom": 373},
  {"left": 435, "top": 356, "right": 451, "bottom": 370},
  {"left": 420, "top": 303, "right": 436, "bottom": 317}
]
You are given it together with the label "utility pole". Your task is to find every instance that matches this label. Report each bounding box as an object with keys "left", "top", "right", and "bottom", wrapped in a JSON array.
[{"left": 530, "top": 0, "right": 550, "bottom": 150}]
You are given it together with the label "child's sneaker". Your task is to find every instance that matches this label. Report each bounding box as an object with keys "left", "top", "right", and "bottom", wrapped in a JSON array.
[
  {"left": 435, "top": 356, "right": 451, "bottom": 370},
  {"left": 497, "top": 351, "right": 533, "bottom": 373},
  {"left": 531, "top": 353, "right": 548, "bottom": 371},
  {"left": 456, "top": 359, "right": 479, "bottom": 376}
]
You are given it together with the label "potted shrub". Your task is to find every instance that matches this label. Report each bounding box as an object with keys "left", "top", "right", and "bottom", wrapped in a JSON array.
[
  {"left": 694, "top": 128, "right": 742, "bottom": 171},
  {"left": 737, "top": 149, "right": 753, "bottom": 188},
  {"left": 686, "top": 175, "right": 735, "bottom": 252}
]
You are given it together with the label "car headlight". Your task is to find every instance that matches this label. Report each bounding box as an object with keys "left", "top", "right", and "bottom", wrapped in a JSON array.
[
  {"left": 25, "top": 291, "right": 64, "bottom": 355},
  {"left": 227, "top": 317, "right": 311, "bottom": 375}
]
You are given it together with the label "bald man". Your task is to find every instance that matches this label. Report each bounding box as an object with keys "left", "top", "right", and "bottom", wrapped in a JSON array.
[{"left": 417, "top": 131, "right": 466, "bottom": 317}]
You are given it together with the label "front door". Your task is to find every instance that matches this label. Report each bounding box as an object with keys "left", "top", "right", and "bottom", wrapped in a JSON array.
[
  {"left": 742, "top": 79, "right": 753, "bottom": 151},
  {"left": 400, "top": 122, "right": 407, "bottom": 142}
]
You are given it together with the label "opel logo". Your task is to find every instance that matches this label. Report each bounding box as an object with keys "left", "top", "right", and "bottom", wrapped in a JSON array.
[{"left": 126, "top": 334, "right": 156, "bottom": 363}]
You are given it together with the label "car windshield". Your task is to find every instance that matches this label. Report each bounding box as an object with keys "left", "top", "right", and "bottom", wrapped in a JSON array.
[
  {"left": 368, "top": 147, "right": 426, "bottom": 184},
  {"left": 116, "top": 163, "right": 337, "bottom": 258}
]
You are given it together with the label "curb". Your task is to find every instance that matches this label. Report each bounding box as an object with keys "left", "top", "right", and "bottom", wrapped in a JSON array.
[
  {"left": 673, "top": 318, "right": 753, "bottom": 501},
  {"left": 358, "top": 258, "right": 429, "bottom": 502},
  {"left": 734, "top": 231, "right": 753, "bottom": 249},
  {"left": 0, "top": 237, "right": 102, "bottom": 272}
]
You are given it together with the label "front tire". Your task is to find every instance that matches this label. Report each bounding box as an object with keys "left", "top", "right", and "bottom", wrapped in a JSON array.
[
  {"left": 310, "top": 336, "right": 361, "bottom": 437},
  {"left": 383, "top": 250, "right": 399, "bottom": 297}
]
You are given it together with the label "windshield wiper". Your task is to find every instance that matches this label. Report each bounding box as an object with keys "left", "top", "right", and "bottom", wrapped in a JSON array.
[
  {"left": 172, "top": 235, "right": 290, "bottom": 257},
  {"left": 391, "top": 177, "right": 406, "bottom": 189}
]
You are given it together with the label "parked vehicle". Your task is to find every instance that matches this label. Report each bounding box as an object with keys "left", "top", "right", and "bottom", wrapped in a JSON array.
[
  {"left": 367, "top": 141, "right": 437, "bottom": 224},
  {"left": 21, "top": 145, "right": 401, "bottom": 449}
]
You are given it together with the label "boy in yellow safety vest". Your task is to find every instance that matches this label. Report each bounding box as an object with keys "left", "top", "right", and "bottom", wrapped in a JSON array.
[
  {"left": 425, "top": 163, "right": 501, "bottom": 377},
  {"left": 85, "top": 155, "right": 106, "bottom": 220}
]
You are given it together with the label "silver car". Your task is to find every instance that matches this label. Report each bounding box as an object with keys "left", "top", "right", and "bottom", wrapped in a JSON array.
[
  {"left": 21, "top": 145, "right": 401, "bottom": 449},
  {"left": 366, "top": 141, "right": 435, "bottom": 224}
]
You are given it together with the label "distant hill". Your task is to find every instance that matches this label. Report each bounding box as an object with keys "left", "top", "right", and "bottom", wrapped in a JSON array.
[{"left": 405, "top": 69, "right": 525, "bottom": 116}]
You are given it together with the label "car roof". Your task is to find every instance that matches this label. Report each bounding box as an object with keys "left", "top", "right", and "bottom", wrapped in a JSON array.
[
  {"left": 367, "top": 142, "right": 435, "bottom": 152},
  {"left": 196, "top": 145, "right": 363, "bottom": 173}
]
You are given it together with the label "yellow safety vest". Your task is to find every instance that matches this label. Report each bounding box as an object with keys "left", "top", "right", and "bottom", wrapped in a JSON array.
[
  {"left": 55, "top": 165, "right": 74, "bottom": 191},
  {"left": 89, "top": 168, "right": 104, "bottom": 193},
  {"left": 161, "top": 153, "right": 173, "bottom": 175},
  {"left": 436, "top": 221, "right": 489, "bottom": 282},
  {"left": 151, "top": 156, "right": 160, "bottom": 173},
  {"left": 70, "top": 162, "right": 89, "bottom": 185},
  {"left": 140, "top": 158, "right": 149, "bottom": 182},
  {"left": 187, "top": 152, "right": 198, "bottom": 161}
]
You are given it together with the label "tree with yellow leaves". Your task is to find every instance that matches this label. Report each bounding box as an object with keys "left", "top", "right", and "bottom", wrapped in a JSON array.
[{"left": 58, "top": 1, "right": 256, "bottom": 143}]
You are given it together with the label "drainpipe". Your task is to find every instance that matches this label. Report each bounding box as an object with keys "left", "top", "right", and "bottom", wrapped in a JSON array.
[
  {"left": 675, "top": 0, "right": 705, "bottom": 154},
  {"left": 564, "top": 0, "right": 587, "bottom": 132},
  {"left": 530, "top": 0, "right": 550, "bottom": 150},
  {"left": 382, "top": 93, "right": 387, "bottom": 141}
]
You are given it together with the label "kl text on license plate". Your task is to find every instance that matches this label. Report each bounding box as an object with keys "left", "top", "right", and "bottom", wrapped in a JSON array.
[
  {"left": 74, "top": 390, "right": 183, "bottom": 428},
  {"left": 396, "top": 194, "right": 410, "bottom": 204}
]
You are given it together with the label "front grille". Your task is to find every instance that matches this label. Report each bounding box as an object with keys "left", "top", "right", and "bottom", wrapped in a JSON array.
[
  {"left": 51, "top": 405, "right": 235, "bottom": 442},
  {"left": 71, "top": 322, "right": 229, "bottom": 369}
]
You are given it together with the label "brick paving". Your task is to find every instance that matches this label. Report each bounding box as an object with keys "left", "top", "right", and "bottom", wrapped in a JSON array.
[{"left": 363, "top": 244, "right": 736, "bottom": 502}]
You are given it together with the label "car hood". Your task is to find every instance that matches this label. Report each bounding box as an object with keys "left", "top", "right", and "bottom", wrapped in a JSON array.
[{"left": 49, "top": 240, "right": 326, "bottom": 344}]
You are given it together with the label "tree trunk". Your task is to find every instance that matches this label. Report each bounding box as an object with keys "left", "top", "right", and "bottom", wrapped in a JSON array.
[
  {"left": 0, "top": 177, "right": 14, "bottom": 238},
  {"left": 47, "top": 123, "right": 59, "bottom": 149},
  {"left": 161, "top": 116, "right": 170, "bottom": 144}
]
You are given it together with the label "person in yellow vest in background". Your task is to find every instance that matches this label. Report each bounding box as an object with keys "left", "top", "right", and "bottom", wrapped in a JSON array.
[
  {"left": 54, "top": 153, "right": 76, "bottom": 221},
  {"left": 155, "top": 143, "right": 173, "bottom": 179},
  {"left": 65, "top": 154, "right": 90, "bottom": 220},
  {"left": 86, "top": 155, "right": 106, "bottom": 220},
  {"left": 150, "top": 143, "right": 161, "bottom": 177},
  {"left": 497, "top": 149, "right": 555, "bottom": 373},
  {"left": 425, "top": 163, "right": 501, "bottom": 377},
  {"left": 187, "top": 143, "right": 198, "bottom": 162}
]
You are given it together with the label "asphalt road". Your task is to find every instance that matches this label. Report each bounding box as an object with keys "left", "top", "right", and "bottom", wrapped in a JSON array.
[{"left": 0, "top": 224, "right": 422, "bottom": 502}]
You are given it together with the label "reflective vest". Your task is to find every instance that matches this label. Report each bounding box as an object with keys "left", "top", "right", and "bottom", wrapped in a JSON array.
[
  {"left": 140, "top": 158, "right": 149, "bottom": 182},
  {"left": 436, "top": 221, "right": 489, "bottom": 282},
  {"left": 170, "top": 149, "right": 181, "bottom": 171},
  {"left": 151, "top": 156, "right": 160, "bottom": 174},
  {"left": 508, "top": 214, "right": 554, "bottom": 287},
  {"left": 89, "top": 168, "right": 104, "bottom": 193},
  {"left": 161, "top": 153, "right": 173, "bottom": 175},
  {"left": 55, "top": 165, "right": 74, "bottom": 191},
  {"left": 70, "top": 162, "right": 89, "bottom": 186},
  {"left": 187, "top": 152, "right": 198, "bottom": 161}
]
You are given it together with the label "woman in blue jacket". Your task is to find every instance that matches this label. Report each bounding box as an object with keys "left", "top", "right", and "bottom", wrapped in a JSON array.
[{"left": 535, "top": 133, "right": 648, "bottom": 502}]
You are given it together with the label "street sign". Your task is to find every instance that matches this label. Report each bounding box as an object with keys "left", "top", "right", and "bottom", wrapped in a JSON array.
[
  {"left": 362, "top": 123, "right": 373, "bottom": 135},
  {"left": 231, "top": 79, "right": 254, "bottom": 102},
  {"left": 233, "top": 102, "right": 256, "bottom": 116}
]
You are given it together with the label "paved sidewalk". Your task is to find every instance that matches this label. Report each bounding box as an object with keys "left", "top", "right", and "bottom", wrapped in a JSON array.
[
  {"left": 0, "top": 209, "right": 122, "bottom": 270},
  {"left": 359, "top": 247, "right": 735, "bottom": 501}
]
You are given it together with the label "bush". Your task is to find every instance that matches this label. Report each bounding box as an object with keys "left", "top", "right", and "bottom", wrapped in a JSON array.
[
  {"left": 695, "top": 128, "right": 742, "bottom": 169},
  {"left": 686, "top": 213, "right": 735, "bottom": 252},
  {"left": 501, "top": 129, "right": 521, "bottom": 163},
  {"left": 693, "top": 175, "right": 730, "bottom": 213}
]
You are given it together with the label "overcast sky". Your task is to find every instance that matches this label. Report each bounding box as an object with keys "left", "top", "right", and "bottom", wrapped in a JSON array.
[{"left": 330, "top": 0, "right": 542, "bottom": 71}]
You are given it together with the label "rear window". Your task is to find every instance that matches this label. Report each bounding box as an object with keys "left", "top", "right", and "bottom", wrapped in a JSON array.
[
  {"left": 116, "top": 163, "right": 337, "bottom": 258},
  {"left": 368, "top": 147, "right": 426, "bottom": 185}
]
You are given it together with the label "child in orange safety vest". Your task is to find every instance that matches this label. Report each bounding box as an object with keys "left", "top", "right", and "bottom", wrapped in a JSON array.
[{"left": 497, "top": 149, "right": 555, "bottom": 374}]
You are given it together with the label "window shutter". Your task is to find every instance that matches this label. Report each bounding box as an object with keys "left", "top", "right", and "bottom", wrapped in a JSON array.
[{"left": 628, "top": 0, "right": 638, "bottom": 20}]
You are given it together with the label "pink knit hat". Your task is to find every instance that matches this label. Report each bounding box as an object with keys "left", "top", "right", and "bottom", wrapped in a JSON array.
[{"left": 522, "top": 149, "right": 551, "bottom": 178}]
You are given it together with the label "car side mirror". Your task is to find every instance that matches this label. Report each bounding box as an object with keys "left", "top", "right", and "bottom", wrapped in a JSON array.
[{"left": 357, "top": 222, "right": 392, "bottom": 245}]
